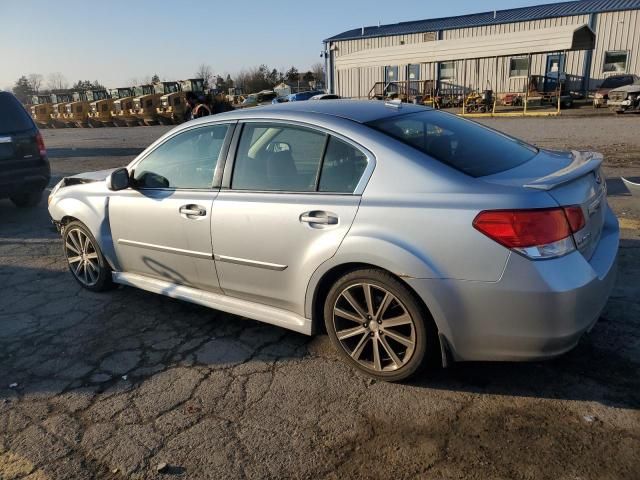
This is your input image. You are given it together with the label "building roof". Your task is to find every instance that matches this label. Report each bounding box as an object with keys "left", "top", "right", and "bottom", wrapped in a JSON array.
[{"left": 325, "top": 0, "right": 640, "bottom": 42}]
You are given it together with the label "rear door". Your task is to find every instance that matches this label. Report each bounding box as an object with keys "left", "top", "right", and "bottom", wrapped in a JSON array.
[
  {"left": 109, "top": 123, "right": 233, "bottom": 292},
  {"left": 211, "top": 121, "right": 372, "bottom": 315}
]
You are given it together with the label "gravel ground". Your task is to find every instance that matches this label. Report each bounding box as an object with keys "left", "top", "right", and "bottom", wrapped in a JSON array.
[{"left": 1, "top": 116, "right": 639, "bottom": 479}]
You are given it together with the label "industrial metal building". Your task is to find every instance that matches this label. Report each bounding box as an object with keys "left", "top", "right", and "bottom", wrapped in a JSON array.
[{"left": 323, "top": 0, "right": 640, "bottom": 99}]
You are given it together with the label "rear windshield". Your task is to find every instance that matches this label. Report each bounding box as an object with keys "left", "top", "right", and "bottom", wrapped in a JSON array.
[
  {"left": 366, "top": 110, "right": 537, "bottom": 177},
  {"left": 600, "top": 76, "right": 632, "bottom": 89},
  {"left": 0, "top": 93, "right": 34, "bottom": 133}
]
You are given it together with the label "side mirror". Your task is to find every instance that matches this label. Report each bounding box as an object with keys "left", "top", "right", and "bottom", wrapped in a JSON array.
[{"left": 107, "top": 167, "right": 130, "bottom": 191}]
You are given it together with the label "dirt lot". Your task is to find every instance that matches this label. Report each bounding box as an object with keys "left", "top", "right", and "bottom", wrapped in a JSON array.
[{"left": 1, "top": 115, "right": 639, "bottom": 479}]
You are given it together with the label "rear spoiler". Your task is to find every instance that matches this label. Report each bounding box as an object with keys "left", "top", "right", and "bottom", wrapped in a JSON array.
[{"left": 524, "top": 150, "right": 603, "bottom": 191}]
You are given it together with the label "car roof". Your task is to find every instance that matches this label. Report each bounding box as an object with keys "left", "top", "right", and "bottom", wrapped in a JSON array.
[{"left": 211, "top": 100, "right": 430, "bottom": 124}]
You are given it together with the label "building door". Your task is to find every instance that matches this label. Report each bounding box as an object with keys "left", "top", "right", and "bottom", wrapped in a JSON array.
[
  {"left": 544, "top": 54, "right": 565, "bottom": 92},
  {"left": 385, "top": 66, "right": 399, "bottom": 96}
]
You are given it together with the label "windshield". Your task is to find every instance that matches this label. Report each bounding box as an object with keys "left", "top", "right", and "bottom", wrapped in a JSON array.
[
  {"left": 367, "top": 110, "right": 538, "bottom": 177},
  {"left": 93, "top": 91, "right": 109, "bottom": 100},
  {"left": 164, "top": 83, "right": 180, "bottom": 94}
]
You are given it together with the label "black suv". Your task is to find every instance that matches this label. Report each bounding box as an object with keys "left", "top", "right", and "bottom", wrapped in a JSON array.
[{"left": 0, "top": 91, "right": 50, "bottom": 207}]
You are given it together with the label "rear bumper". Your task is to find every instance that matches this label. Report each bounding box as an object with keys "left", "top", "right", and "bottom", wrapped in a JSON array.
[
  {"left": 407, "top": 206, "right": 619, "bottom": 362},
  {"left": 0, "top": 163, "right": 51, "bottom": 198}
]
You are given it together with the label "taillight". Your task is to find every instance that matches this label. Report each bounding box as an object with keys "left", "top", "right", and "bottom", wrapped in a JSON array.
[
  {"left": 36, "top": 131, "right": 46, "bottom": 158},
  {"left": 563, "top": 206, "right": 586, "bottom": 233},
  {"left": 473, "top": 207, "right": 584, "bottom": 259}
]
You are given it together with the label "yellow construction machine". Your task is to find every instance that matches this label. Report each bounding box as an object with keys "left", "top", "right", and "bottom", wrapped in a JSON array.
[
  {"left": 30, "top": 94, "right": 55, "bottom": 129},
  {"left": 111, "top": 86, "right": 142, "bottom": 126},
  {"left": 60, "top": 92, "right": 93, "bottom": 127},
  {"left": 131, "top": 82, "right": 180, "bottom": 126},
  {"left": 156, "top": 78, "right": 210, "bottom": 124},
  {"left": 87, "top": 89, "right": 114, "bottom": 127},
  {"left": 49, "top": 93, "right": 74, "bottom": 128}
]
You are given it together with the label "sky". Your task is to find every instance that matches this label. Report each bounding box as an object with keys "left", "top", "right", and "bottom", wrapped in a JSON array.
[{"left": 0, "top": 0, "right": 569, "bottom": 90}]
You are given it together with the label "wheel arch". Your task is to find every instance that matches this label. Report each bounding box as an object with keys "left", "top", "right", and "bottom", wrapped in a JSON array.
[
  {"left": 51, "top": 196, "right": 120, "bottom": 271},
  {"left": 307, "top": 260, "right": 451, "bottom": 367}
]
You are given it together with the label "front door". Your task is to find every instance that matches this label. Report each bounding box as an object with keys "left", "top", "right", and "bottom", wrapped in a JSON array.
[
  {"left": 109, "top": 123, "right": 232, "bottom": 292},
  {"left": 211, "top": 122, "right": 371, "bottom": 315},
  {"left": 544, "top": 54, "right": 565, "bottom": 92}
]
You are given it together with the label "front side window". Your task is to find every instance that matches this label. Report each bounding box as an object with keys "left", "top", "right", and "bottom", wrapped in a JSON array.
[
  {"left": 509, "top": 57, "right": 529, "bottom": 77},
  {"left": 232, "top": 123, "right": 327, "bottom": 191},
  {"left": 603, "top": 51, "right": 628, "bottom": 73},
  {"left": 367, "top": 111, "right": 537, "bottom": 177},
  {"left": 133, "top": 124, "right": 229, "bottom": 189}
]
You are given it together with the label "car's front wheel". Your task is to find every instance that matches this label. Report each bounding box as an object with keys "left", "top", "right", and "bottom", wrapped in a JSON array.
[
  {"left": 63, "top": 221, "right": 113, "bottom": 291},
  {"left": 324, "top": 268, "right": 437, "bottom": 382}
]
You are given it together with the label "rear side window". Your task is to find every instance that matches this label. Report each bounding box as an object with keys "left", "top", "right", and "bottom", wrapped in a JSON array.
[
  {"left": 232, "top": 123, "right": 327, "bottom": 191},
  {"left": 231, "top": 123, "right": 370, "bottom": 193},
  {"left": 367, "top": 111, "right": 537, "bottom": 177},
  {"left": 319, "top": 137, "right": 368, "bottom": 193},
  {"left": 0, "top": 93, "right": 34, "bottom": 132}
]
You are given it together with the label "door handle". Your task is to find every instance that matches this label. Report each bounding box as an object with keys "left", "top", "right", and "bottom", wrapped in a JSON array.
[
  {"left": 179, "top": 204, "right": 206, "bottom": 217},
  {"left": 300, "top": 211, "right": 338, "bottom": 226}
]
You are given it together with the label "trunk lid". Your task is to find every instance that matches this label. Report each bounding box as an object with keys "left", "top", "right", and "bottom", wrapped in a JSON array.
[{"left": 482, "top": 149, "right": 607, "bottom": 259}]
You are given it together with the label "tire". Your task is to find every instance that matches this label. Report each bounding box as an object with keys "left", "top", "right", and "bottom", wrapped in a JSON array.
[
  {"left": 324, "top": 268, "right": 438, "bottom": 382},
  {"left": 62, "top": 221, "right": 114, "bottom": 292},
  {"left": 10, "top": 190, "right": 43, "bottom": 208}
]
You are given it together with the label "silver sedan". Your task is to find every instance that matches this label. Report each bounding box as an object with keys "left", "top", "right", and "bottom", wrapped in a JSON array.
[{"left": 48, "top": 101, "right": 619, "bottom": 381}]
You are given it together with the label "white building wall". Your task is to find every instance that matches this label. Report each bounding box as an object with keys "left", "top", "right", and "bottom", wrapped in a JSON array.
[
  {"left": 589, "top": 9, "right": 640, "bottom": 88},
  {"left": 329, "top": 10, "right": 640, "bottom": 97}
]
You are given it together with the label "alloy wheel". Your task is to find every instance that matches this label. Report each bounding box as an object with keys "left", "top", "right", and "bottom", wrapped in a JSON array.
[
  {"left": 64, "top": 228, "right": 100, "bottom": 287},
  {"left": 332, "top": 283, "right": 417, "bottom": 372}
]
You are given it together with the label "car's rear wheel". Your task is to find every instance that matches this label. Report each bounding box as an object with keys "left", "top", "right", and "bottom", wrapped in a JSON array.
[
  {"left": 324, "top": 268, "right": 436, "bottom": 382},
  {"left": 10, "top": 190, "right": 43, "bottom": 208},
  {"left": 63, "top": 221, "right": 113, "bottom": 291}
]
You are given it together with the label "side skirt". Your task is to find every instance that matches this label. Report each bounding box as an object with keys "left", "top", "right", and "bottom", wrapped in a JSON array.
[{"left": 112, "top": 272, "right": 312, "bottom": 335}]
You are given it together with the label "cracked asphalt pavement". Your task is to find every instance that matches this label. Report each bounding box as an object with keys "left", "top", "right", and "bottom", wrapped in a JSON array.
[{"left": 1, "top": 116, "right": 639, "bottom": 479}]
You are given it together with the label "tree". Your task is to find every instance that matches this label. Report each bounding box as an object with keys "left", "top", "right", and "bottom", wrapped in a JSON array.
[
  {"left": 47, "top": 72, "right": 68, "bottom": 91},
  {"left": 310, "top": 62, "right": 325, "bottom": 84},
  {"left": 302, "top": 71, "right": 314, "bottom": 83},
  {"left": 72, "top": 80, "right": 105, "bottom": 90},
  {"left": 151, "top": 74, "right": 160, "bottom": 83},
  {"left": 27, "top": 73, "right": 44, "bottom": 93},
  {"left": 195, "top": 64, "right": 213, "bottom": 90},
  {"left": 285, "top": 67, "right": 299, "bottom": 83},
  {"left": 12, "top": 76, "right": 32, "bottom": 103}
]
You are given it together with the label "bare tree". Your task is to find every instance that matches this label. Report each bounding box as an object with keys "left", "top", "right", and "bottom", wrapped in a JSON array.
[
  {"left": 310, "top": 62, "right": 325, "bottom": 84},
  {"left": 195, "top": 64, "right": 213, "bottom": 89},
  {"left": 27, "top": 74, "right": 44, "bottom": 93},
  {"left": 47, "top": 72, "right": 68, "bottom": 91}
]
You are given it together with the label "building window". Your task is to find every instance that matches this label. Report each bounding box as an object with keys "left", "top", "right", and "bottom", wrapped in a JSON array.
[
  {"left": 439, "top": 61, "right": 455, "bottom": 80},
  {"left": 509, "top": 57, "right": 529, "bottom": 77},
  {"left": 603, "top": 51, "right": 628, "bottom": 73},
  {"left": 407, "top": 64, "right": 420, "bottom": 81}
]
